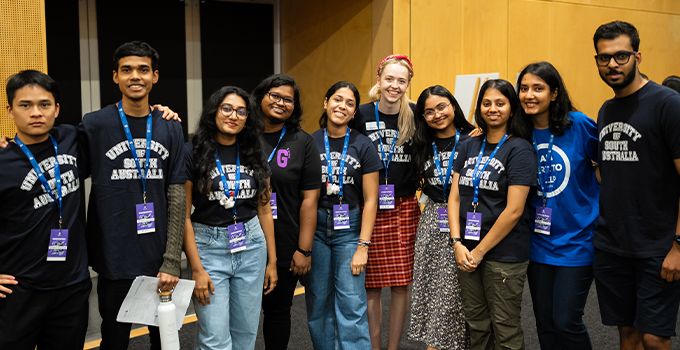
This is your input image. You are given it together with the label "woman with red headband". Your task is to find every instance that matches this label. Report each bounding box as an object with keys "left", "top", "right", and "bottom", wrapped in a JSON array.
[{"left": 352, "top": 54, "right": 418, "bottom": 350}]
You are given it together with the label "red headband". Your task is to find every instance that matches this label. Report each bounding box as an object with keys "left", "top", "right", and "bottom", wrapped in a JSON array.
[{"left": 377, "top": 54, "right": 414, "bottom": 78}]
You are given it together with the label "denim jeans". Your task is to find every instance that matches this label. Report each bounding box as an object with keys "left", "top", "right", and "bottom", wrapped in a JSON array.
[
  {"left": 192, "top": 217, "right": 267, "bottom": 350},
  {"left": 527, "top": 261, "right": 593, "bottom": 350},
  {"left": 305, "top": 206, "right": 371, "bottom": 350}
]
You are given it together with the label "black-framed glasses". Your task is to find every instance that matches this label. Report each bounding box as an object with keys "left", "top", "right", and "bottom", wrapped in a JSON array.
[
  {"left": 594, "top": 51, "right": 637, "bottom": 67},
  {"left": 267, "top": 91, "right": 295, "bottom": 106},
  {"left": 423, "top": 102, "right": 451, "bottom": 119},
  {"left": 220, "top": 104, "right": 248, "bottom": 118}
]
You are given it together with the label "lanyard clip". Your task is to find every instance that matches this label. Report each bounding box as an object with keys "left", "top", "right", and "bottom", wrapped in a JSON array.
[
  {"left": 338, "top": 195, "right": 343, "bottom": 205},
  {"left": 472, "top": 202, "right": 478, "bottom": 214},
  {"left": 543, "top": 197, "right": 547, "bottom": 208},
  {"left": 59, "top": 216, "right": 62, "bottom": 230},
  {"left": 233, "top": 214, "right": 237, "bottom": 224},
  {"left": 143, "top": 192, "right": 147, "bottom": 205}
]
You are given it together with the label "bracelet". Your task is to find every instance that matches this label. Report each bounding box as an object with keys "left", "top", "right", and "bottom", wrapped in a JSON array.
[
  {"left": 452, "top": 241, "right": 462, "bottom": 253},
  {"left": 357, "top": 240, "right": 371, "bottom": 248}
]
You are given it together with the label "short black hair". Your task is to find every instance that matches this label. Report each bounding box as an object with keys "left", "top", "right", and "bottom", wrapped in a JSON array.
[
  {"left": 6, "top": 70, "right": 60, "bottom": 106},
  {"left": 593, "top": 20, "right": 640, "bottom": 52},
  {"left": 112, "top": 41, "right": 160, "bottom": 71},
  {"left": 251, "top": 74, "right": 303, "bottom": 131},
  {"left": 662, "top": 75, "right": 680, "bottom": 94}
]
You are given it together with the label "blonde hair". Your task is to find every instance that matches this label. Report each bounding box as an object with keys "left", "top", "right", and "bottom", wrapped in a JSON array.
[{"left": 368, "top": 58, "right": 414, "bottom": 146}]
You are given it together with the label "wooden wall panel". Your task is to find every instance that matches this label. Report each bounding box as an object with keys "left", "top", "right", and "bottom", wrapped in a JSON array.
[
  {"left": 461, "top": 0, "right": 509, "bottom": 79},
  {"left": 507, "top": 1, "right": 551, "bottom": 77},
  {"left": 556, "top": 0, "right": 680, "bottom": 15}
]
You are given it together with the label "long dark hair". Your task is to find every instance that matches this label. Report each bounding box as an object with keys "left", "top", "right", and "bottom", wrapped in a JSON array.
[
  {"left": 412, "top": 85, "right": 474, "bottom": 189},
  {"left": 474, "top": 79, "right": 532, "bottom": 142},
  {"left": 192, "top": 86, "right": 269, "bottom": 205},
  {"left": 319, "top": 81, "right": 361, "bottom": 128},
  {"left": 516, "top": 62, "right": 575, "bottom": 136},
  {"left": 251, "top": 74, "right": 303, "bottom": 131}
]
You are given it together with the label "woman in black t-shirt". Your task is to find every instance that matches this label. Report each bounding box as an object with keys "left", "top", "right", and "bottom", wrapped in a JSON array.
[
  {"left": 183, "top": 86, "right": 278, "bottom": 349},
  {"left": 448, "top": 79, "right": 536, "bottom": 350}
]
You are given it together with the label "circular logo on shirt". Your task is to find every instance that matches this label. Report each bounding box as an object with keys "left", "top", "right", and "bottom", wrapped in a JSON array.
[{"left": 535, "top": 143, "right": 570, "bottom": 198}]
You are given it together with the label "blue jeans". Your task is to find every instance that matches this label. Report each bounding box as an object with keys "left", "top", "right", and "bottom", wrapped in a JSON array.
[
  {"left": 305, "top": 206, "right": 371, "bottom": 350},
  {"left": 192, "top": 217, "right": 267, "bottom": 350},
  {"left": 527, "top": 261, "right": 594, "bottom": 350}
]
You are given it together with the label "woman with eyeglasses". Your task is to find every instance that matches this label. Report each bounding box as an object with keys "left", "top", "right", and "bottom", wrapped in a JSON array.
[
  {"left": 408, "top": 85, "right": 475, "bottom": 350},
  {"left": 251, "top": 74, "right": 322, "bottom": 350},
  {"left": 448, "top": 79, "right": 536, "bottom": 350},
  {"left": 183, "top": 86, "right": 278, "bottom": 349},
  {"left": 305, "top": 81, "right": 381, "bottom": 349},
  {"left": 517, "top": 62, "right": 599, "bottom": 350}
]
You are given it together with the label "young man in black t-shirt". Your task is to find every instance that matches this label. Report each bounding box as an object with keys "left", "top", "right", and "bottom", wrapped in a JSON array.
[
  {"left": 79, "top": 41, "right": 186, "bottom": 350},
  {"left": 0, "top": 70, "right": 91, "bottom": 349},
  {"left": 593, "top": 21, "right": 680, "bottom": 350}
]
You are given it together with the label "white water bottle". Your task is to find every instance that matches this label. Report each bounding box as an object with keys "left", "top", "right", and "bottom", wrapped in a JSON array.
[{"left": 157, "top": 290, "right": 180, "bottom": 350}]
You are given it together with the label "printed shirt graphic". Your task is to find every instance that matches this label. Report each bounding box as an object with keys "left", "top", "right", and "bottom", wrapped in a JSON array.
[
  {"left": 262, "top": 129, "right": 321, "bottom": 268},
  {"left": 422, "top": 133, "right": 470, "bottom": 203},
  {"left": 185, "top": 142, "right": 263, "bottom": 227},
  {"left": 79, "top": 104, "right": 185, "bottom": 280},
  {"left": 312, "top": 129, "right": 383, "bottom": 209},
  {"left": 530, "top": 112, "right": 599, "bottom": 267},
  {"left": 0, "top": 125, "right": 89, "bottom": 290},
  {"left": 596, "top": 82, "right": 680, "bottom": 258},
  {"left": 354, "top": 103, "right": 416, "bottom": 197},
  {"left": 453, "top": 136, "right": 537, "bottom": 263}
]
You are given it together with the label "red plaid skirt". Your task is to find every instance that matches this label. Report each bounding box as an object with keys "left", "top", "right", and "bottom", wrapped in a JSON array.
[{"left": 364, "top": 194, "right": 421, "bottom": 288}]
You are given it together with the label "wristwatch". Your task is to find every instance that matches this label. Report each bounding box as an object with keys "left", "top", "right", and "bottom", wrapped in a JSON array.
[
  {"left": 675, "top": 235, "right": 680, "bottom": 245},
  {"left": 449, "top": 237, "right": 462, "bottom": 248},
  {"left": 297, "top": 247, "right": 312, "bottom": 257}
]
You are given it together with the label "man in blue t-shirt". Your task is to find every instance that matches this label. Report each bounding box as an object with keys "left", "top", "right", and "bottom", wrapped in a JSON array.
[{"left": 593, "top": 21, "right": 680, "bottom": 350}]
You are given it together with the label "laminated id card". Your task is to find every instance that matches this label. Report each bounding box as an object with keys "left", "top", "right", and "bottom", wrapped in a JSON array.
[
  {"left": 379, "top": 185, "right": 395, "bottom": 210},
  {"left": 228, "top": 222, "right": 246, "bottom": 253},
  {"left": 438, "top": 208, "right": 450, "bottom": 233},
  {"left": 333, "top": 204, "right": 350, "bottom": 230},
  {"left": 270, "top": 192, "right": 278, "bottom": 219},
  {"left": 136, "top": 203, "right": 156, "bottom": 234},
  {"left": 47, "top": 229, "right": 68, "bottom": 261},
  {"left": 534, "top": 206, "right": 552, "bottom": 235},
  {"left": 465, "top": 212, "right": 482, "bottom": 241}
]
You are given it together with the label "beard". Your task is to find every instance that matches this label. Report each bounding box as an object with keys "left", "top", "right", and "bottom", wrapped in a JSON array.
[{"left": 600, "top": 60, "right": 637, "bottom": 90}]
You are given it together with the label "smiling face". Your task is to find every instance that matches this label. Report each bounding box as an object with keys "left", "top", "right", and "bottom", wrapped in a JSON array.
[
  {"left": 519, "top": 73, "right": 557, "bottom": 123},
  {"left": 423, "top": 94, "right": 456, "bottom": 136},
  {"left": 113, "top": 55, "right": 159, "bottom": 102},
  {"left": 215, "top": 93, "right": 248, "bottom": 145},
  {"left": 480, "top": 88, "right": 512, "bottom": 131},
  {"left": 260, "top": 85, "right": 294, "bottom": 125},
  {"left": 596, "top": 34, "right": 640, "bottom": 91},
  {"left": 7, "top": 85, "right": 59, "bottom": 144},
  {"left": 324, "top": 87, "right": 357, "bottom": 128},
  {"left": 377, "top": 63, "right": 410, "bottom": 104}
]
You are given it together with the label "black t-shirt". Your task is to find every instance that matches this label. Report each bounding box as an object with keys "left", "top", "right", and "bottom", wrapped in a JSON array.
[
  {"left": 262, "top": 128, "right": 321, "bottom": 267},
  {"left": 312, "top": 129, "right": 383, "bottom": 209},
  {"left": 421, "top": 133, "right": 470, "bottom": 203},
  {"left": 453, "top": 136, "right": 537, "bottom": 263},
  {"left": 0, "top": 125, "right": 89, "bottom": 290},
  {"left": 354, "top": 102, "right": 416, "bottom": 197},
  {"left": 185, "top": 142, "right": 262, "bottom": 226},
  {"left": 79, "top": 104, "right": 186, "bottom": 280},
  {"left": 596, "top": 82, "right": 680, "bottom": 258}
]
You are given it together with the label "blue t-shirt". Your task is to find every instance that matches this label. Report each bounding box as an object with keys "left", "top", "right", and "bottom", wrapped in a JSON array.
[{"left": 529, "top": 111, "right": 599, "bottom": 267}]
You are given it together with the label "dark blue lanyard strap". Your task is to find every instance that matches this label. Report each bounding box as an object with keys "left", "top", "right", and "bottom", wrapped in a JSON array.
[
  {"left": 117, "top": 100, "right": 152, "bottom": 203},
  {"left": 374, "top": 102, "right": 398, "bottom": 184},
  {"left": 214, "top": 141, "right": 241, "bottom": 221},
  {"left": 324, "top": 127, "right": 351, "bottom": 199},
  {"left": 15, "top": 135, "right": 63, "bottom": 228},
  {"left": 267, "top": 126, "right": 286, "bottom": 163},
  {"left": 431, "top": 130, "right": 460, "bottom": 198},
  {"left": 472, "top": 134, "right": 509, "bottom": 210},
  {"left": 532, "top": 132, "right": 554, "bottom": 207}
]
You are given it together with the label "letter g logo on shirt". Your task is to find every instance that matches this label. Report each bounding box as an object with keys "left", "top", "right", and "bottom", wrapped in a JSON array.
[{"left": 277, "top": 149, "right": 290, "bottom": 168}]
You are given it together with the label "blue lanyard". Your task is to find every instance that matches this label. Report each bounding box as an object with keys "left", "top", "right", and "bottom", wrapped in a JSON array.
[
  {"left": 214, "top": 141, "right": 241, "bottom": 221},
  {"left": 267, "top": 126, "right": 286, "bottom": 163},
  {"left": 117, "top": 101, "right": 153, "bottom": 203},
  {"left": 324, "top": 127, "right": 351, "bottom": 199},
  {"left": 472, "top": 134, "right": 509, "bottom": 210},
  {"left": 532, "top": 132, "right": 554, "bottom": 207},
  {"left": 431, "top": 130, "right": 460, "bottom": 198},
  {"left": 15, "top": 135, "right": 63, "bottom": 228},
  {"left": 374, "top": 102, "right": 398, "bottom": 184}
]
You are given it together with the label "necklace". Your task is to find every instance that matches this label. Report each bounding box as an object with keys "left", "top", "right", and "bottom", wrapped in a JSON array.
[{"left": 437, "top": 134, "right": 457, "bottom": 161}]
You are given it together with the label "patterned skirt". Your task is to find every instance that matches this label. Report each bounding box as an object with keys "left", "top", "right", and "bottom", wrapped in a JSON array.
[
  {"left": 364, "top": 194, "right": 420, "bottom": 288},
  {"left": 408, "top": 199, "right": 470, "bottom": 350}
]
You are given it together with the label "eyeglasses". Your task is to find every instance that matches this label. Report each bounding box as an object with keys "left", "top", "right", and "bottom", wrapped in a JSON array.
[
  {"left": 423, "top": 102, "right": 451, "bottom": 119},
  {"left": 267, "top": 92, "right": 295, "bottom": 106},
  {"left": 220, "top": 104, "right": 248, "bottom": 118},
  {"left": 594, "top": 51, "right": 637, "bottom": 67}
]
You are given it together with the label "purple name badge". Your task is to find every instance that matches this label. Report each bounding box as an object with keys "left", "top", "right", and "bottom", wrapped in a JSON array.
[
  {"left": 270, "top": 192, "right": 278, "bottom": 220},
  {"left": 333, "top": 204, "right": 350, "bottom": 230},
  {"left": 379, "top": 185, "right": 395, "bottom": 210},
  {"left": 47, "top": 229, "right": 68, "bottom": 261},
  {"left": 136, "top": 203, "right": 156, "bottom": 234},
  {"left": 465, "top": 212, "right": 482, "bottom": 241},
  {"left": 228, "top": 222, "right": 246, "bottom": 253},
  {"left": 438, "top": 208, "right": 449, "bottom": 233},
  {"left": 534, "top": 206, "right": 552, "bottom": 235}
]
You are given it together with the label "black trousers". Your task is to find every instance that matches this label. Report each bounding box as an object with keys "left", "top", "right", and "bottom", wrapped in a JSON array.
[
  {"left": 0, "top": 278, "right": 91, "bottom": 350},
  {"left": 261, "top": 266, "right": 301, "bottom": 350},
  {"left": 97, "top": 276, "right": 161, "bottom": 350}
]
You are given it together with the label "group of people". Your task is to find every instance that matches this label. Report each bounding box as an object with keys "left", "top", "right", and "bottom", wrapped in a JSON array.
[{"left": 1, "top": 19, "right": 680, "bottom": 350}]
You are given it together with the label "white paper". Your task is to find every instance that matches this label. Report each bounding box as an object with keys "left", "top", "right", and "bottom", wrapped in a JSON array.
[{"left": 116, "top": 276, "right": 195, "bottom": 330}]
